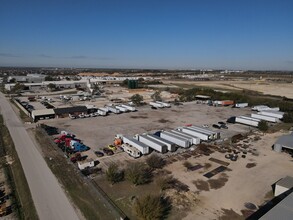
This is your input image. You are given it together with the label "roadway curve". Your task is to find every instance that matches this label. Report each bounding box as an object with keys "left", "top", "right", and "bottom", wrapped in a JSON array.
[{"left": 0, "top": 93, "right": 80, "bottom": 220}]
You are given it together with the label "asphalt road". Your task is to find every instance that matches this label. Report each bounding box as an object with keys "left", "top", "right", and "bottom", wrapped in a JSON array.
[{"left": 0, "top": 93, "right": 80, "bottom": 220}]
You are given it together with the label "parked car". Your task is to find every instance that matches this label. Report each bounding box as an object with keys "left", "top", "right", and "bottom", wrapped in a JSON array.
[
  {"left": 103, "top": 148, "right": 114, "bottom": 156},
  {"left": 212, "top": 124, "right": 221, "bottom": 129},
  {"left": 94, "top": 151, "right": 104, "bottom": 157},
  {"left": 220, "top": 124, "right": 228, "bottom": 129},
  {"left": 218, "top": 121, "right": 226, "bottom": 125},
  {"left": 108, "top": 145, "right": 116, "bottom": 151}
]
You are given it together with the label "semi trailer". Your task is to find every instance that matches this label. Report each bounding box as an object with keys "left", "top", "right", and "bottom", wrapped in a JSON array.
[
  {"left": 179, "top": 127, "right": 210, "bottom": 141},
  {"left": 251, "top": 113, "right": 278, "bottom": 123},
  {"left": 147, "top": 134, "right": 176, "bottom": 152},
  {"left": 190, "top": 126, "right": 220, "bottom": 140},
  {"left": 259, "top": 110, "right": 284, "bottom": 119},
  {"left": 106, "top": 106, "right": 120, "bottom": 114},
  {"left": 170, "top": 130, "right": 200, "bottom": 145},
  {"left": 156, "top": 101, "right": 171, "bottom": 108},
  {"left": 235, "top": 116, "right": 260, "bottom": 127},
  {"left": 149, "top": 102, "right": 164, "bottom": 108},
  {"left": 138, "top": 135, "right": 168, "bottom": 153},
  {"left": 121, "top": 104, "right": 136, "bottom": 112},
  {"left": 160, "top": 132, "right": 190, "bottom": 148}
]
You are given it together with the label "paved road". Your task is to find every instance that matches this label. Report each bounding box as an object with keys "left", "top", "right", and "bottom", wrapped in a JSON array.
[{"left": 0, "top": 93, "right": 80, "bottom": 220}]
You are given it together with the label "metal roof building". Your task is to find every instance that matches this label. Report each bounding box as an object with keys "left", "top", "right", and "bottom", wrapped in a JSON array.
[{"left": 273, "top": 134, "right": 293, "bottom": 152}]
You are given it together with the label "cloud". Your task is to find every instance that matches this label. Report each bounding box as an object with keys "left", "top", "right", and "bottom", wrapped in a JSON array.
[{"left": 0, "top": 53, "right": 21, "bottom": 57}]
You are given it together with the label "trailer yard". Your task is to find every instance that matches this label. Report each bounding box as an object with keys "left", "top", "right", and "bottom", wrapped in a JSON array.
[{"left": 30, "top": 100, "right": 293, "bottom": 219}]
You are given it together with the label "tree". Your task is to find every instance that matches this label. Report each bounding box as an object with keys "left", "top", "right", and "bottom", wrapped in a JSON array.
[
  {"left": 134, "top": 194, "right": 172, "bottom": 220},
  {"left": 47, "top": 83, "right": 56, "bottom": 90},
  {"left": 283, "top": 112, "right": 293, "bottom": 123},
  {"left": 258, "top": 120, "right": 268, "bottom": 132},
  {"left": 11, "top": 82, "right": 25, "bottom": 94},
  {"left": 106, "top": 163, "right": 124, "bottom": 184},
  {"left": 130, "top": 94, "right": 144, "bottom": 106},
  {"left": 125, "top": 162, "right": 151, "bottom": 186},
  {"left": 146, "top": 154, "right": 165, "bottom": 170},
  {"left": 44, "top": 75, "right": 55, "bottom": 81},
  {"left": 151, "top": 91, "right": 162, "bottom": 102}
]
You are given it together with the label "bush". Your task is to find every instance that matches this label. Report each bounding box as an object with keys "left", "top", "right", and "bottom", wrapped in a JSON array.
[
  {"left": 183, "top": 161, "right": 192, "bottom": 169},
  {"left": 106, "top": 163, "right": 124, "bottom": 184},
  {"left": 146, "top": 154, "right": 165, "bottom": 169},
  {"left": 156, "top": 175, "right": 175, "bottom": 191},
  {"left": 135, "top": 194, "right": 172, "bottom": 220},
  {"left": 130, "top": 94, "right": 144, "bottom": 106},
  {"left": 125, "top": 162, "right": 152, "bottom": 186},
  {"left": 258, "top": 120, "right": 268, "bottom": 132},
  {"left": 283, "top": 112, "right": 293, "bottom": 123}
]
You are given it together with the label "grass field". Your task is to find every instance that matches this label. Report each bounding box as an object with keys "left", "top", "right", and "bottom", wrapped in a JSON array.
[{"left": 0, "top": 115, "right": 38, "bottom": 220}]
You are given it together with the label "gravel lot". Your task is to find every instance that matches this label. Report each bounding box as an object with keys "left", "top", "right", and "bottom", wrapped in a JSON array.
[{"left": 44, "top": 102, "right": 251, "bottom": 151}]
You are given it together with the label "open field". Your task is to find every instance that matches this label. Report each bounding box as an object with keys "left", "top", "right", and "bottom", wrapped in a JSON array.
[{"left": 165, "top": 80, "right": 293, "bottom": 98}]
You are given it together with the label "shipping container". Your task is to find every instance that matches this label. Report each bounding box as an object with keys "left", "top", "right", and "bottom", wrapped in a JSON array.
[
  {"left": 259, "top": 110, "right": 284, "bottom": 119},
  {"left": 121, "top": 104, "right": 136, "bottom": 112},
  {"left": 149, "top": 102, "right": 164, "bottom": 108},
  {"left": 190, "top": 126, "right": 220, "bottom": 139},
  {"left": 251, "top": 113, "right": 278, "bottom": 123},
  {"left": 138, "top": 135, "right": 168, "bottom": 153},
  {"left": 235, "top": 103, "right": 249, "bottom": 108},
  {"left": 122, "top": 136, "right": 149, "bottom": 155},
  {"left": 160, "top": 132, "right": 190, "bottom": 148},
  {"left": 116, "top": 106, "right": 129, "bottom": 113},
  {"left": 106, "top": 106, "right": 120, "bottom": 114},
  {"left": 170, "top": 130, "right": 201, "bottom": 145},
  {"left": 97, "top": 109, "right": 107, "bottom": 116},
  {"left": 156, "top": 101, "right": 171, "bottom": 108},
  {"left": 235, "top": 116, "right": 260, "bottom": 127},
  {"left": 179, "top": 127, "right": 209, "bottom": 141},
  {"left": 147, "top": 134, "right": 176, "bottom": 152}
]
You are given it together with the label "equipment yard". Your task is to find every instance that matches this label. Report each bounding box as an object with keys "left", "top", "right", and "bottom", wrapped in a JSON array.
[{"left": 36, "top": 100, "right": 293, "bottom": 219}]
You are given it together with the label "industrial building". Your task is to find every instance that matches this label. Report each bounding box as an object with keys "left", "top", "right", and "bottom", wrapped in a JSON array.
[
  {"left": 31, "top": 109, "right": 55, "bottom": 122},
  {"left": 273, "top": 134, "right": 293, "bottom": 152},
  {"left": 54, "top": 106, "right": 88, "bottom": 118},
  {"left": 274, "top": 176, "right": 293, "bottom": 197}
]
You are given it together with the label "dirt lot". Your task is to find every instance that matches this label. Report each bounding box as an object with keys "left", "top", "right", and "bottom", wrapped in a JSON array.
[
  {"left": 163, "top": 131, "right": 293, "bottom": 219},
  {"left": 165, "top": 80, "right": 293, "bottom": 98},
  {"left": 44, "top": 102, "right": 251, "bottom": 159}
]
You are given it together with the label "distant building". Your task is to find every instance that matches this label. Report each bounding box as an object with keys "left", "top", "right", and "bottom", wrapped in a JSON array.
[
  {"left": 273, "top": 134, "right": 293, "bottom": 153},
  {"left": 8, "top": 74, "right": 45, "bottom": 83}
]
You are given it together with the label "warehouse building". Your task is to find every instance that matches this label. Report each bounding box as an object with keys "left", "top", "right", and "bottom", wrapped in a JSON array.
[
  {"left": 273, "top": 134, "right": 293, "bottom": 152},
  {"left": 31, "top": 109, "right": 56, "bottom": 122},
  {"left": 54, "top": 106, "right": 87, "bottom": 118},
  {"left": 274, "top": 176, "right": 293, "bottom": 197}
]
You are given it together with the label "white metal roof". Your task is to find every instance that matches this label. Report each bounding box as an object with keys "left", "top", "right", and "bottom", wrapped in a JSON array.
[{"left": 31, "top": 109, "right": 55, "bottom": 117}]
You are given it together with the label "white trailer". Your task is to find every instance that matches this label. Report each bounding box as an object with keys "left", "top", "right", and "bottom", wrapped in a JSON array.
[
  {"left": 156, "top": 101, "right": 171, "bottom": 108},
  {"left": 147, "top": 134, "right": 176, "bottom": 152},
  {"left": 77, "top": 159, "right": 96, "bottom": 170},
  {"left": 179, "top": 127, "right": 210, "bottom": 141},
  {"left": 166, "top": 131, "right": 193, "bottom": 144},
  {"left": 235, "top": 116, "right": 260, "bottom": 127},
  {"left": 122, "top": 136, "right": 149, "bottom": 155},
  {"left": 121, "top": 143, "right": 141, "bottom": 158},
  {"left": 138, "top": 135, "right": 168, "bottom": 153},
  {"left": 259, "top": 110, "right": 284, "bottom": 119},
  {"left": 170, "top": 130, "right": 200, "bottom": 145},
  {"left": 99, "top": 107, "right": 109, "bottom": 113},
  {"left": 121, "top": 104, "right": 136, "bottom": 112},
  {"left": 235, "top": 103, "right": 249, "bottom": 108},
  {"left": 149, "top": 102, "right": 164, "bottom": 108},
  {"left": 116, "top": 106, "right": 129, "bottom": 113},
  {"left": 252, "top": 105, "right": 270, "bottom": 111},
  {"left": 160, "top": 132, "right": 190, "bottom": 148},
  {"left": 106, "top": 106, "right": 120, "bottom": 114},
  {"left": 251, "top": 113, "right": 278, "bottom": 123},
  {"left": 97, "top": 109, "right": 107, "bottom": 116},
  {"left": 190, "top": 126, "right": 220, "bottom": 140}
]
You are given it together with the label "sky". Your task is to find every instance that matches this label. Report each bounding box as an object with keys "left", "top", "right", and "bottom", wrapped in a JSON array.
[{"left": 0, "top": 0, "right": 293, "bottom": 70}]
